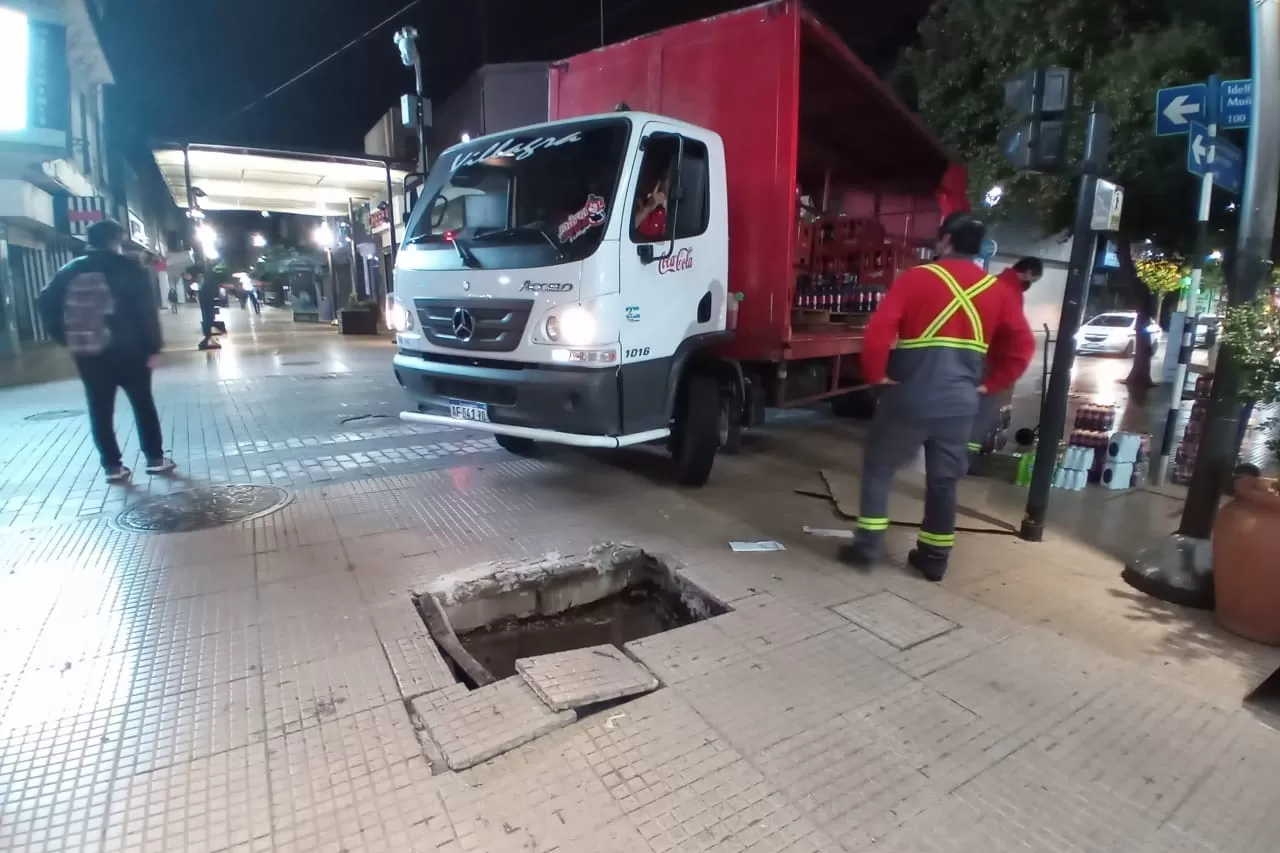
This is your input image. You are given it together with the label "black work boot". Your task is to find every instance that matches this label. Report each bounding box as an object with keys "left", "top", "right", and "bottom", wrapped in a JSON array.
[
  {"left": 908, "top": 545, "right": 950, "bottom": 582},
  {"left": 839, "top": 539, "right": 881, "bottom": 571}
]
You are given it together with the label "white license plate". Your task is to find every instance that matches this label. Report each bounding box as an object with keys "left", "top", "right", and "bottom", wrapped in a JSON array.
[{"left": 449, "top": 402, "right": 490, "bottom": 423}]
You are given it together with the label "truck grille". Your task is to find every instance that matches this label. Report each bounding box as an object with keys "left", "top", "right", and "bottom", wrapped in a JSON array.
[{"left": 414, "top": 298, "right": 532, "bottom": 353}]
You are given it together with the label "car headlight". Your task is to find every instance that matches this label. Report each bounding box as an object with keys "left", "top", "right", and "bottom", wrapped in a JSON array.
[
  {"left": 386, "top": 296, "right": 414, "bottom": 333},
  {"left": 548, "top": 305, "right": 596, "bottom": 346}
]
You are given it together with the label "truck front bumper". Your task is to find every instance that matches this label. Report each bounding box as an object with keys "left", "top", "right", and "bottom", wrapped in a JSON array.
[{"left": 392, "top": 351, "right": 669, "bottom": 448}]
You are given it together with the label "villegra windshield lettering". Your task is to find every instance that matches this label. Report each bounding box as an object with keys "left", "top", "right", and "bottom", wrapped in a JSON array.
[{"left": 450, "top": 131, "right": 584, "bottom": 172}]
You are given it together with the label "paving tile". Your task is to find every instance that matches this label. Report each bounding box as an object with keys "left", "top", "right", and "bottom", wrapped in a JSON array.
[
  {"left": 1025, "top": 675, "right": 1243, "bottom": 821},
  {"left": 517, "top": 645, "right": 660, "bottom": 711},
  {"left": 103, "top": 742, "right": 273, "bottom": 853},
  {"left": 922, "top": 628, "right": 1127, "bottom": 739},
  {"left": 383, "top": 630, "right": 457, "bottom": 698},
  {"left": 867, "top": 749, "right": 1167, "bottom": 853},
  {"left": 412, "top": 677, "right": 575, "bottom": 770},
  {"left": 1164, "top": 721, "right": 1280, "bottom": 853},
  {"left": 831, "top": 591, "right": 957, "bottom": 650},
  {"left": 267, "top": 701, "right": 430, "bottom": 842},
  {"left": 115, "top": 676, "right": 267, "bottom": 775},
  {"left": 263, "top": 645, "right": 402, "bottom": 737},
  {"left": 626, "top": 620, "right": 757, "bottom": 686}
]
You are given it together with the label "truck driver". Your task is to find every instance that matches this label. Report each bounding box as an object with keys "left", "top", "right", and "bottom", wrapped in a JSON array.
[{"left": 848, "top": 212, "right": 1035, "bottom": 581}]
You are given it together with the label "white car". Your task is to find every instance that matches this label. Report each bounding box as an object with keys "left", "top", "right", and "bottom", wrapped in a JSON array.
[{"left": 1075, "top": 311, "right": 1163, "bottom": 357}]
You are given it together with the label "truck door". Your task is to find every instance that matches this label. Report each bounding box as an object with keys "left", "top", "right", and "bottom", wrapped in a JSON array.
[{"left": 617, "top": 126, "right": 724, "bottom": 434}]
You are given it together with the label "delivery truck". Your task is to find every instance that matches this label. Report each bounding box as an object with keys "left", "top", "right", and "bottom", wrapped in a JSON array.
[{"left": 392, "top": 0, "right": 968, "bottom": 485}]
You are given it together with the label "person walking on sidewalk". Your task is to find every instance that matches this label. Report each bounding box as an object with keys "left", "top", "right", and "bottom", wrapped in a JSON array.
[
  {"left": 167, "top": 282, "right": 180, "bottom": 314},
  {"left": 197, "top": 274, "right": 221, "bottom": 350},
  {"left": 37, "top": 220, "right": 177, "bottom": 483},
  {"left": 847, "top": 213, "right": 1034, "bottom": 581}
]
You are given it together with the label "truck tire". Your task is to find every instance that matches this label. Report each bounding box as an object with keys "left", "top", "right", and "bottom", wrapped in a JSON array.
[
  {"left": 495, "top": 434, "right": 538, "bottom": 456},
  {"left": 831, "top": 387, "right": 878, "bottom": 419},
  {"left": 720, "top": 384, "right": 745, "bottom": 455},
  {"left": 672, "top": 373, "right": 720, "bottom": 486}
]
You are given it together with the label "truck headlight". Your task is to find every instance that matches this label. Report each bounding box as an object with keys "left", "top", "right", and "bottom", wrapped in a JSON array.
[
  {"left": 386, "top": 296, "right": 414, "bottom": 332},
  {"left": 560, "top": 305, "right": 596, "bottom": 346}
]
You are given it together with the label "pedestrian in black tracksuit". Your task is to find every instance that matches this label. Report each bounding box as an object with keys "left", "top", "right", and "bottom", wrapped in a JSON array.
[{"left": 37, "top": 220, "right": 177, "bottom": 482}]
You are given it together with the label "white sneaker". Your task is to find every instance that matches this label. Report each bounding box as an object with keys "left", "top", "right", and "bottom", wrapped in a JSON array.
[
  {"left": 105, "top": 465, "right": 132, "bottom": 483},
  {"left": 145, "top": 457, "right": 177, "bottom": 475}
]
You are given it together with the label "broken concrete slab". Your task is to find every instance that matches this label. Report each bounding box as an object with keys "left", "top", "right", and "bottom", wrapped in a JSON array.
[
  {"left": 516, "top": 645, "right": 660, "bottom": 712},
  {"left": 410, "top": 677, "right": 575, "bottom": 770}
]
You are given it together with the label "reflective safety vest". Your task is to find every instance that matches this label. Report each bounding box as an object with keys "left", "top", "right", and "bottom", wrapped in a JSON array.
[{"left": 896, "top": 264, "right": 999, "bottom": 355}]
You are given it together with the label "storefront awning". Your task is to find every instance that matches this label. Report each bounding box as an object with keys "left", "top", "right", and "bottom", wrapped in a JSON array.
[{"left": 152, "top": 143, "right": 411, "bottom": 217}]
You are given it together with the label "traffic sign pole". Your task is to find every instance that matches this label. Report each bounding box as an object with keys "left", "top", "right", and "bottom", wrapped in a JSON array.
[
  {"left": 1154, "top": 76, "right": 1218, "bottom": 486},
  {"left": 1126, "top": 2, "right": 1280, "bottom": 606},
  {"left": 1021, "top": 102, "right": 1111, "bottom": 542}
]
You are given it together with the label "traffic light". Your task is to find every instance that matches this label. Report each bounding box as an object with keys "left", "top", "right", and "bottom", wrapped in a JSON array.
[{"left": 1001, "top": 68, "right": 1072, "bottom": 173}]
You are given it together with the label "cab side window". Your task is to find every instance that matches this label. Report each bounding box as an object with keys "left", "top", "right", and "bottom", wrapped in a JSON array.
[
  {"left": 629, "top": 136, "right": 711, "bottom": 243},
  {"left": 673, "top": 140, "right": 710, "bottom": 240}
]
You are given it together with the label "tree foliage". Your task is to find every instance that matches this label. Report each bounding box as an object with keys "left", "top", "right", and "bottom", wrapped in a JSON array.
[
  {"left": 1221, "top": 296, "right": 1280, "bottom": 404},
  {"left": 1134, "top": 256, "right": 1185, "bottom": 308},
  {"left": 901, "top": 0, "right": 1245, "bottom": 249}
]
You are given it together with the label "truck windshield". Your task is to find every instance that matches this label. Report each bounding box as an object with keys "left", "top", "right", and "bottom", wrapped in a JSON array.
[{"left": 402, "top": 118, "right": 629, "bottom": 269}]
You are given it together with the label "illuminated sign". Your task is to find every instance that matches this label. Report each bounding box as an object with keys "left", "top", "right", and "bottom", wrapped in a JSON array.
[
  {"left": 0, "top": 7, "right": 29, "bottom": 131},
  {"left": 0, "top": 10, "right": 70, "bottom": 141},
  {"left": 369, "top": 205, "right": 392, "bottom": 233}
]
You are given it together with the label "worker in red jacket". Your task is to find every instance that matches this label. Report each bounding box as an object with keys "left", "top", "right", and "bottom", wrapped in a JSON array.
[
  {"left": 849, "top": 213, "right": 1035, "bottom": 581},
  {"left": 968, "top": 256, "right": 1044, "bottom": 465}
]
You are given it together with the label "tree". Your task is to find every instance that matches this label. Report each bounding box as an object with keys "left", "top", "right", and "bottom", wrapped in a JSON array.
[
  {"left": 900, "top": 0, "right": 1246, "bottom": 385},
  {"left": 1134, "top": 256, "right": 1186, "bottom": 318}
]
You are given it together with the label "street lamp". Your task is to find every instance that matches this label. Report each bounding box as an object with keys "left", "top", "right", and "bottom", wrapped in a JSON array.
[
  {"left": 393, "top": 25, "right": 429, "bottom": 173},
  {"left": 251, "top": 233, "right": 267, "bottom": 249},
  {"left": 312, "top": 222, "right": 335, "bottom": 248}
]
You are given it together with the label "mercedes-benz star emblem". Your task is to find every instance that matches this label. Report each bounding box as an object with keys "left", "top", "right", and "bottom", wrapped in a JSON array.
[{"left": 452, "top": 308, "right": 475, "bottom": 343}]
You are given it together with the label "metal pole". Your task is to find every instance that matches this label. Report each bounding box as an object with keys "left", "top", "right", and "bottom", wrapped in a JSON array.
[
  {"left": 1178, "top": 0, "right": 1280, "bottom": 538},
  {"left": 413, "top": 58, "right": 428, "bottom": 174},
  {"left": 1153, "top": 77, "right": 1218, "bottom": 486},
  {"left": 1021, "top": 102, "right": 1110, "bottom": 541},
  {"left": 384, "top": 162, "right": 398, "bottom": 292}
]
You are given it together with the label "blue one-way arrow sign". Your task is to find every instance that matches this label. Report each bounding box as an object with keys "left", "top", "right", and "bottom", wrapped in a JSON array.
[
  {"left": 1156, "top": 84, "right": 1206, "bottom": 135},
  {"left": 1186, "top": 120, "right": 1244, "bottom": 195},
  {"left": 1220, "top": 79, "right": 1252, "bottom": 129}
]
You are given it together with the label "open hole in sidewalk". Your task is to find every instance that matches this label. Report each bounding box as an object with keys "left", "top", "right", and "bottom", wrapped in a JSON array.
[{"left": 415, "top": 544, "right": 729, "bottom": 687}]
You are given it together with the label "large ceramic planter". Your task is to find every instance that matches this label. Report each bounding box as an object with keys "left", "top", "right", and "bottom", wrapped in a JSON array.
[{"left": 1213, "top": 475, "right": 1280, "bottom": 645}]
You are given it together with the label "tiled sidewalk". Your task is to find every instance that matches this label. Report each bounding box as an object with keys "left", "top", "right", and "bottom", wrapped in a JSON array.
[{"left": 2, "top": 316, "right": 1279, "bottom": 852}]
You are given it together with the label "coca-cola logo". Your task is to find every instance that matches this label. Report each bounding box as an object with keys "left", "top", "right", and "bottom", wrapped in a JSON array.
[
  {"left": 557, "top": 194, "right": 608, "bottom": 243},
  {"left": 658, "top": 247, "right": 694, "bottom": 275}
]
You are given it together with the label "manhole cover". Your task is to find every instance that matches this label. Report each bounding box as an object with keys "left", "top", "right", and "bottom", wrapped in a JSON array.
[
  {"left": 24, "top": 409, "right": 84, "bottom": 422},
  {"left": 115, "top": 484, "right": 292, "bottom": 533}
]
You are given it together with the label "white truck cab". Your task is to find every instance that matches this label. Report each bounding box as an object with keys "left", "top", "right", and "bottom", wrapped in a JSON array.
[{"left": 392, "top": 112, "right": 737, "bottom": 485}]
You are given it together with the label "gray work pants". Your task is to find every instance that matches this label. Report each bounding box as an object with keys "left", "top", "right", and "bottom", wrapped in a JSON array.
[
  {"left": 968, "top": 393, "right": 1002, "bottom": 454},
  {"left": 855, "top": 407, "right": 973, "bottom": 556}
]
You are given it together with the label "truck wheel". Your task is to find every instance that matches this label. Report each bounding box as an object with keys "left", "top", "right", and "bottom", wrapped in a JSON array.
[
  {"left": 720, "top": 385, "right": 745, "bottom": 455},
  {"left": 495, "top": 434, "right": 538, "bottom": 456},
  {"left": 831, "top": 387, "right": 878, "bottom": 419},
  {"left": 671, "top": 373, "right": 720, "bottom": 486}
]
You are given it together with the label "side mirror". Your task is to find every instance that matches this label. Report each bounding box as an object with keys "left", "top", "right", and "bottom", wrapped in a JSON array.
[{"left": 637, "top": 244, "right": 655, "bottom": 265}]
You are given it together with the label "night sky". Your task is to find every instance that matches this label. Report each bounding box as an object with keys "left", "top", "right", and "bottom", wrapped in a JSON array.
[{"left": 97, "top": 0, "right": 930, "bottom": 155}]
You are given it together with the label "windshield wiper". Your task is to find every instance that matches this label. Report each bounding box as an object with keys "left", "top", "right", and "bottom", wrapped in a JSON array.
[
  {"left": 473, "top": 225, "right": 565, "bottom": 260},
  {"left": 449, "top": 235, "right": 482, "bottom": 268},
  {"left": 403, "top": 232, "right": 482, "bottom": 268}
]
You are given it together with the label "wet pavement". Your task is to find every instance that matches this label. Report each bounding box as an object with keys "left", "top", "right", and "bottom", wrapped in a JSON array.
[{"left": 1, "top": 306, "right": 1278, "bottom": 853}]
